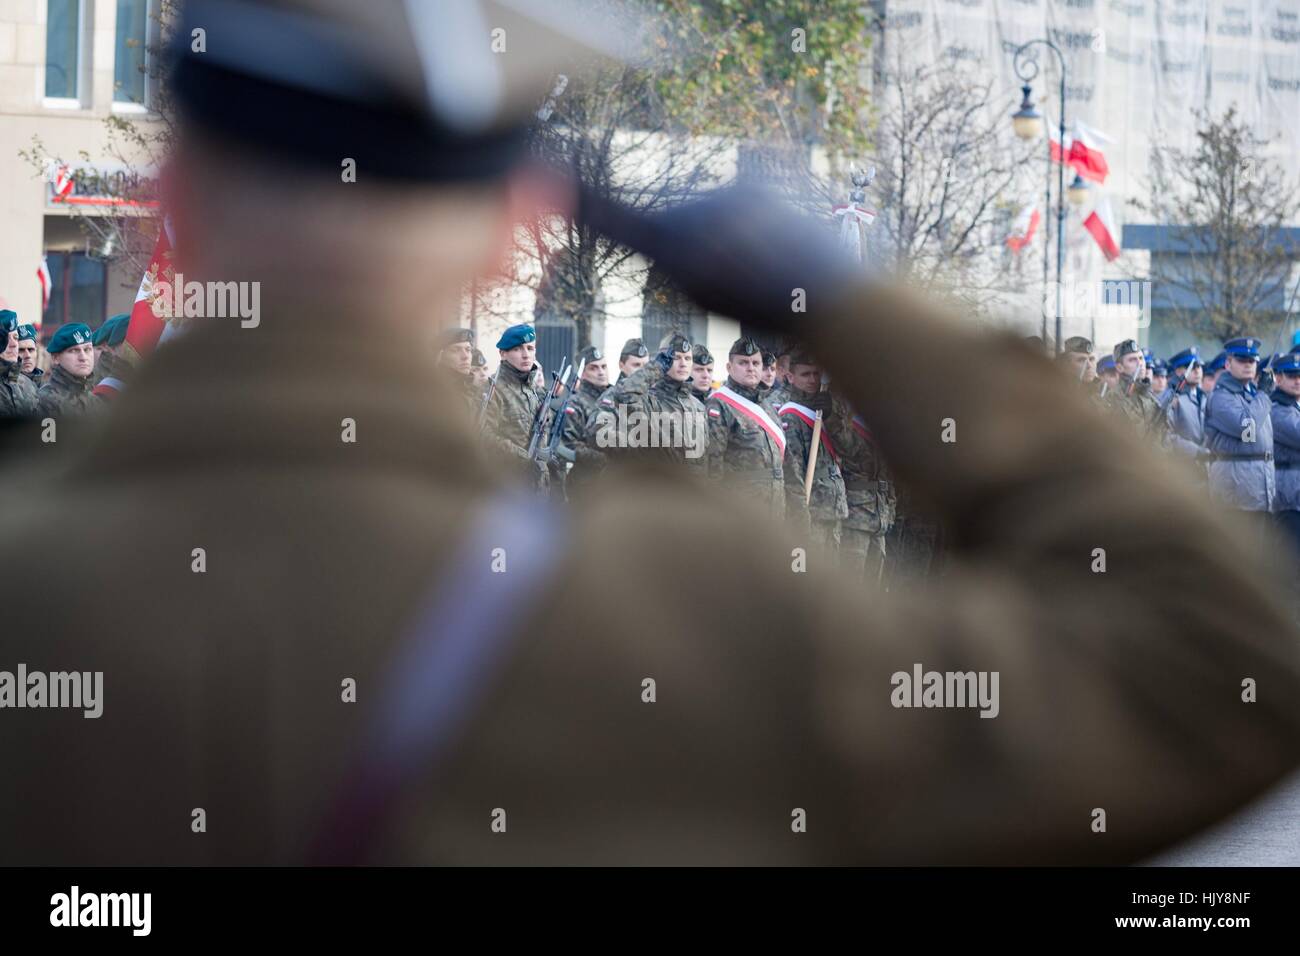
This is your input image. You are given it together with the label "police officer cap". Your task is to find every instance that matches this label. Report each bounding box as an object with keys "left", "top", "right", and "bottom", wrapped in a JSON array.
[
  {"left": 1204, "top": 351, "right": 1227, "bottom": 374},
  {"left": 1274, "top": 352, "right": 1300, "bottom": 375},
  {"left": 1096, "top": 355, "right": 1117, "bottom": 373},
  {"left": 496, "top": 324, "right": 536, "bottom": 350},
  {"left": 1167, "top": 346, "right": 1199, "bottom": 370},
  {"left": 0, "top": 310, "right": 17, "bottom": 335},
  {"left": 1062, "top": 336, "right": 1093, "bottom": 355},
  {"left": 1113, "top": 338, "right": 1141, "bottom": 360},
  {"left": 658, "top": 332, "right": 692, "bottom": 355},
  {"left": 16, "top": 324, "right": 38, "bottom": 343},
  {"left": 169, "top": 0, "right": 638, "bottom": 184},
  {"left": 692, "top": 344, "right": 713, "bottom": 366},
  {"left": 47, "top": 322, "right": 94, "bottom": 353},
  {"left": 438, "top": 326, "right": 475, "bottom": 349},
  {"left": 620, "top": 338, "right": 648, "bottom": 360},
  {"left": 577, "top": 345, "right": 603, "bottom": 364},
  {"left": 471, "top": 348, "right": 487, "bottom": 368},
  {"left": 1224, "top": 336, "right": 1262, "bottom": 358},
  {"left": 729, "top": 337, "right": 761, "bottom": 357},
  {"left": 1149, "top": 360, "right": 1169, "bottom": 376}
]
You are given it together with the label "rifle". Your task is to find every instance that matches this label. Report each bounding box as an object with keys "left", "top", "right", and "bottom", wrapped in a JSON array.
[
  {"left": 476, "top": 373, "right": 498, "bottom": 434},
  {"left": 542, "top": 358, "right": 584, "bottom": 463},
  {"left": 527, "top": 358, "right": 573, "bottom": 460}
]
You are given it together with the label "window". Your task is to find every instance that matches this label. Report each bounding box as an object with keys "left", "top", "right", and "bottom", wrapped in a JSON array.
[
  {"left": 114, "top": 0, "right": 149, "bottom": 106},
  {"left": 41, "top": 250, "right": 108, "bottom": 332},
  {"left": 45, "top": 0, "right": 84, "bottom": 102}
]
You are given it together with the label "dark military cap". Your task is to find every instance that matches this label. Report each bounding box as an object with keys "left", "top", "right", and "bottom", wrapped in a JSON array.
[
  {"left": 438, "top": 327, "right": 475, "bottom": 350},
  {"left": 1204, "top": 352, "right": 1227, "bottom": 374},
  {"left": 1224, "top": 336, "right": 1262, "bottom": 358},
  {"left": 0, "top": 309, "right": 17, "bottom": 335},
  {"left": 496, "top": 324, "right": 536, "bottom": 350},
  {"left": 1167, "top": 346, "right": 1200, "bottom": 371},
  {"left": 761, "top": 349, "right": 777, "bottom": 368},
  {"left": 692, "top": 344, "right": 713, "bottom": 366},
  {"left": 169, "top": 0, "right": 636, "bottom": 184},
  {"left": 659, "top": 332, "right": 692, "bottom": 355},
  {"left": 16, "top": 324, "right": 38, "bottom": 343},
  {"left": 47, "top": 323, "right": 94, "bottom": 353},
  {"left": 1149, "top": 360, "right": 1168, "bottom": 376},
  {"left": 471, "top": 348, "right": 487, "bottom": 368},
  {"left": 1113, "top": 338, "right": 1141, "bottom": 360},
  {"left": 577, "top": 345, "right": 603, "bottom": 365},
  {"left": 729, "top": 337, "right": 761, "bottom": 357},
  {"left": 620, "top": 338, "right": 648, "bottom": 360},
  {"left": 1062, "top": 336, "right": 1093, "bottom": 355}
]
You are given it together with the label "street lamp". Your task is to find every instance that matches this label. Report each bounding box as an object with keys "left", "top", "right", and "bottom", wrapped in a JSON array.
[
  {"left": 1012, "top": 39, "right": 1067, "bottom": 354},
  {"left": 1067, "top": 172, "right": 1090, "bottom": 207}
]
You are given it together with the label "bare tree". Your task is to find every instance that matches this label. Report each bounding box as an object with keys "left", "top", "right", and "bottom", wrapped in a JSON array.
[{"left": 1133, "top": 107, "right": 1300, "bottom": 343}]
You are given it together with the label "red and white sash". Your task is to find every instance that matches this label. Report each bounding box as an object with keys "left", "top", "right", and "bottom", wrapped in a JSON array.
[
  {"left": 779, "top": 401, "right": 839, "bottom": 465},
  {"left": 709, "top": 385, "right": 786, "bottom": 455},
  {"left": 850, "top": 414, "right": 872, "bottom": 442}
]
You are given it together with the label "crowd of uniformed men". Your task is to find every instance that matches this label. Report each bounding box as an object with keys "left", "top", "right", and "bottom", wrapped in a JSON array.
[{"left": 9, "top": 302, "right": 1300, "bottom": 574}]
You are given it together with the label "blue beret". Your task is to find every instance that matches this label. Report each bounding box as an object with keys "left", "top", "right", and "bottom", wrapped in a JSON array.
[
  {"left": 1224, "top": 336, "right": 1262, "bottom": 358},
  {"left": 16, "top": 324, "right": 37, "bottom": 343},
  {"left": 0, "top": 310, "right": 17, "bottom": 335},
  {"left": 47, "top": 322, "right": 94, "bottom": 353},
  {"left": 1167, "top": 346, "right": 1200, "bottom": 370},
  {"left": 1275, "top": 352, "right": 1300, "bottom": 374},
  {"left": 496, "top": 323, "right": 536, "bottom": 350},
  {"left": 1205, "top": 352, "right": 1227, "bottom": 374},
  {"left": 1096, "top": 355, "right": 1117, "bottom": 372}
]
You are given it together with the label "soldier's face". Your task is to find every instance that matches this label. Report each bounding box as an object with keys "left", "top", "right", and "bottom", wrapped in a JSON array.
[
  {"left": 1202, "top": 371, "right": 1218, "bottom": 391},
  {"left": 1067, "top": 351, "right": 1096, "bottom": 382},
  {"left": 1151, "top": 373, "right": 1167, "bottom": 393},
  {"left": 667, "top": 350, "right": 692, "bottom": 382},
  {"left": 443, "top": 341, "right": 473, "bottom": 374},
  {"left": 760, "top": 365, "right": 776, "bottom": 387},
  {"left": 500, "top": 342, "right": 535, "bottom": 373},
  {"left": 470, "top": 366, "right": 488, "bottom": 387},
  {"left": 56, "top": 343, "right": 95, "bottom": 378},
  {"left": 17, "top": 339, "right": 37, "bottom": 372},
  {"left": 582, "top": 358, "right": 609, "bottom": 388},
  {"left": 777, "top": 355, "right": 791, "bottom": 383},
  {"left": 619, "top": 355, "right": 647, "bottom": 377},
  {"left": 1277, "top": 371, "right": 1300, "bottom": 398},
  {"left": 729, "top": 352, "right": 763, "bottom": 387},
  {"left": 790, "top": 363, "right": 821, "bottom": 394},
  {"left": 1118, "top": 352, "right": 1143, "bottom": 378},
  {"left": 1227, "top": 355, "right": 1257, "bottom": 382},
  {"left": 692, "top": 362, "right": 713, "bottom": 391}
]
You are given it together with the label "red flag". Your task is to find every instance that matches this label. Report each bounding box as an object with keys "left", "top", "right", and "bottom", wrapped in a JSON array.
[
  {"left": 1084, "top": 198, "right": 1121, "bottom": 261},
  {"left": 36, "top": 257, "right": 51, "bottom": 320},
  {"left": 1050, "top": 120, "right": 1111, "bottom": 185},
  {"left": 1005, "top": 204, "right": 1040, "bottom": 253},
  {"left": 123, "top": 221, "right": 175, "bottom": 365}
]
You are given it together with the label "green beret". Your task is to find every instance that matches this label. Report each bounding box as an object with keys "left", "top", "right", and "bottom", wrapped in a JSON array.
[
  {"left": 92, "top": 315, "right": 125, "bottom": 347},
  {"left": 0, "top": 310, "right": 17, "bottom": 335},
  {"left": 106, "top": 313, "right": 130, "bottom": 347},
  {"left": 47, "top": 322, "right": 94, "bottom": 353},
  {"left": 16, "top": 324, "right": 38, "bottom": 343},
  {"left": 496, "top": 323, "right": 536, "bottom": 350}
]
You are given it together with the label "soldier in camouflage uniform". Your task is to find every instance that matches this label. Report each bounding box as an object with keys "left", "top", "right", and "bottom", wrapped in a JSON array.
[
  {"left": 89, "top": 315, "right": 133, "bottom": 402},
  {"left": 689, "top": 343, "right": 714, "bottom": 403},
  {"left": 704, "top": 337, "right": 789, "bottom": 519},
  {"left": 828, "top": 396, "right": 896, "bottom": 584},
  {"left": 1058, "top": 336, "right": 1108, "bottom": 414},
  {"left": 37, "top": 323, "right": 100, "bottom": 419},
  {"left": 1, "top": 311, "right": 40, "bottom": 419},
  {"left": 481, "top": 323, "right": 547, "bottom": 490},
  {"left": 1107, "top": 338, "right": 1161, "bottom": 435},
  {"left": 582, "top": 338, "right": 650, "bottom": 459},
  {"left": 758, "top": 348, "right": 778, "bottom": 403},
  {"left": 608, "top": 332, "right": 707, "bottom": 470},
  {"left": 16, "top": 324, "right": 43, "bottom": 391},
  {"left": 558, "top": 345, "right": 611, "bottom": 495},
  {"left": 777, "top": 349, "right": 847, "bottom": 546},
  {"left": 436, "top": 326, "right": 481, "bottom": 419}
]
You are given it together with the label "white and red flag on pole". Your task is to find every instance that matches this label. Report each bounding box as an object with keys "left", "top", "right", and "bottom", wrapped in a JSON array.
[
  {"left": 1049, "top": 119, "right": 1112, "bottom": 185},
  {"left": 1083, "top": 197, "right": 1121, "bottom": 261},
  {"left": 36, "top": 257, "right": 51, "bottom": 317},
  {"left": 1005, "top": 204, "right": 1040, "bottom": 253},
  {"left": 122, "top": 217, "right": 176, "bottom": 367}
]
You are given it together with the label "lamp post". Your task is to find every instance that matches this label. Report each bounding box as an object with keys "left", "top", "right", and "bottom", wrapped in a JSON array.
[{"left": 1011, "top": 39, "right": 1068, "bottom": 354}]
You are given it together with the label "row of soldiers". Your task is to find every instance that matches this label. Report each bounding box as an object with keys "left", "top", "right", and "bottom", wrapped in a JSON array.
[
  {"left": 1058, "top": 332, "right": 1300, "bottom": 546},
  {"left": 0, "top": 309, "right": 133, "bottom": 418},
  {"left": 441, "top": 323, "right": 906, "bottom": 584}
]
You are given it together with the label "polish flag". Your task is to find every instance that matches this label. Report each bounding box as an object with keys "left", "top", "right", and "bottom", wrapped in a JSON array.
[
  {"left": 122, "top": 217, "right": 176, "bottom": 366},
  {"left": 1083, "top": 197, "right": 1121, "bottom": 261},
  {"left": 1005, "top": 204, "right": 1040, "bottom": 252},
  {"left": 1049, "top": 120, "right": 1111, "bottom": 185},
  {"left": 36, "top": 257, "right": 51, "bottom": 316}
]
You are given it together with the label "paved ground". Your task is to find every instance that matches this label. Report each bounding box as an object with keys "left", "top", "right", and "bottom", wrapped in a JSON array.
[{"left": 1144, "top": 770, "right": 1300, "bottom": 866}]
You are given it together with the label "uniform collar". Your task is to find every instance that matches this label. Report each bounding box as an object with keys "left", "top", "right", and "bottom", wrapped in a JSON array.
[
  {"left": 50, "top": 365, "right": 93, "bottom": 392},
  {"left": 578, "top": 379, "right": 604, "bottom": 399},
  {"left": 499, "top": 361, "right": 533, "bottom": 386},
  {"left": 724, "top": 376, "right": 762, "bottom": 401}
]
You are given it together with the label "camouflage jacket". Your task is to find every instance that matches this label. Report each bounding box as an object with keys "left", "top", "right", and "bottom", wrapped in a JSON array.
[
  {"left": 561, "top": 378, "right": 609, "bottom": 475},
  {"left": 440, "top": 366, "right": 482, "bottom": 421},
  {"left": 1, "top": 357, "right": 40, "bottom": 418},
  {"left": 1107, "top": 375, "right": 1162, "bottom": 436},
  {"left": 482, "top": 362, "right": 546, "bottom": 486},
  {"left": 704, "top": 376, "right": 787, "bottom": 519},
  {"left": 609, "top": 361, "right": 707, "bottom": 469},
  {"left": 91, "top": 350, "right": 133, "bottom": 398},
  {"left": 826, "top": 396, "right": 896, "bottom": 535},
  {"left": 778, "top": 386, "right": 848, "bottom": 525},
  {"left": 37, "top": 366, "right": 100, "bottom": 418},
  {"left": 24, "top": 367, "right": 44, "bottom": 390}
]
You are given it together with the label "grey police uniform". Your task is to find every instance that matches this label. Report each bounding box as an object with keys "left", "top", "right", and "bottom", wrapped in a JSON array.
[{"left": 1204, "top": 375, "right": 1275, "bottom": 511}]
